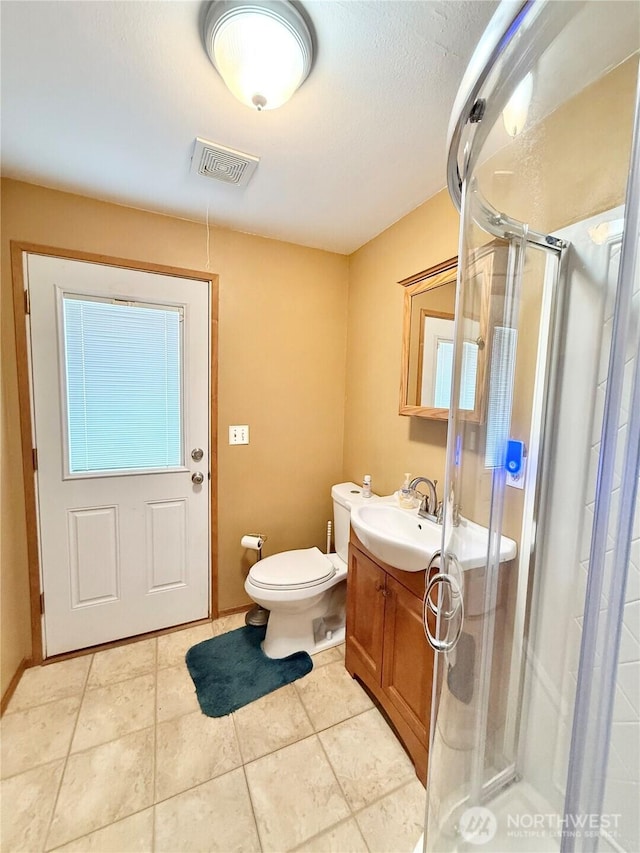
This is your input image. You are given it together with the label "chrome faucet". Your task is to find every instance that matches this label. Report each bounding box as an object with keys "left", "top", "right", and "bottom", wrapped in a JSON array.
[{"left": 409, "top": 477, "right": 439, "bottom": 522}]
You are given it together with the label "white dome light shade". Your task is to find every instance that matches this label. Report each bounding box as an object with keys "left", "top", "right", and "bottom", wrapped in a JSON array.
[
  {"left": 204, "top": 2, "right": 314, "bottom": 111},
  {"left": 502, "top": 72, "right": 534, "bottom": 138}
]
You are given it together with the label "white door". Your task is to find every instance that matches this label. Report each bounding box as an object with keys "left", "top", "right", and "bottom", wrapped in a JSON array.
[{"left": 26, "top": 253, "right": 211, "bottom": 656}]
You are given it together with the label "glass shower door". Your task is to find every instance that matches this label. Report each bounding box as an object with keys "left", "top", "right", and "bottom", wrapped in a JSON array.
[{"left": 424, "top": 183, "right": 561, "bottom": 851}]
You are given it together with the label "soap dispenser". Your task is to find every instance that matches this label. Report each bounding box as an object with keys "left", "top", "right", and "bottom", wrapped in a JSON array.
[{"left": 399, "top": 472, "right": 414, "bottom": 508}]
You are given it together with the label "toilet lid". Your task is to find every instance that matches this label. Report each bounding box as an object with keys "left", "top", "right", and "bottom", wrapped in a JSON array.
[{"left": 249, "top": 547, "right": 336, "bottom": 590}]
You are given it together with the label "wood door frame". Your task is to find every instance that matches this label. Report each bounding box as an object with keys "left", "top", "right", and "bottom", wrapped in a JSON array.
[
  {"left": 10, "top": 241, "right": 219, "bottom": 664},
  {"left": 415, "top": 307, "right": 455, "bottom": 408}
]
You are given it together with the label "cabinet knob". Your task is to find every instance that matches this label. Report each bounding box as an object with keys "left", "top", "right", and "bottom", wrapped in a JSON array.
[{"left": 375, "top": 583, "right": 385, "bottom": 593}]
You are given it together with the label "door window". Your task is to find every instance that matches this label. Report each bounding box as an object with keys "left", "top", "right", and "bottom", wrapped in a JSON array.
[{"left": 61, "top": 294, "right": 184, "bottom": 475}]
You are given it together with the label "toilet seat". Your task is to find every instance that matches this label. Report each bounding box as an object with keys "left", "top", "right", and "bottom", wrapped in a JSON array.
[{"left": 249, "top": 547, "right": 336, "bottom": 591}]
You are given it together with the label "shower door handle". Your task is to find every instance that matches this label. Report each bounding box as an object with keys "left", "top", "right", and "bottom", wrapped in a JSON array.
[{"left": 423, "top": 552, "right": 464, "bottom": 653}]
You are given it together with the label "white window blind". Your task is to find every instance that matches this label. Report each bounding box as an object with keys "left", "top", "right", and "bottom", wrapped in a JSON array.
[
  {"left": 434, "top": 339, "right": 479, "bottom": 411},
  {"left": 485, "top": 326, "right": 518, "bottom": 468},
  {"left": 62, "top": 296, "right": 183, "bottom": 474},
  {"left": 459, "top": 341, "right": 479, "bottom": 411},
  {"left": 434, "top": 339, "right": 454, "bottom": 408}
]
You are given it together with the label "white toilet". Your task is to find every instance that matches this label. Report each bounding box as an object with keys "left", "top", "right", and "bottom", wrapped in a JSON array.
[{"left": 244, "top": 482, "right": 376, "bottom": 658}]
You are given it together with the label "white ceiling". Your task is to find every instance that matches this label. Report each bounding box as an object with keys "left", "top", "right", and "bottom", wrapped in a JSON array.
[{"left": 0, "top": 0, "right": 498, "bottom": 254}]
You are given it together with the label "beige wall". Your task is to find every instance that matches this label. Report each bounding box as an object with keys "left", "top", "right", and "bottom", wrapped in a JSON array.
[
  {"left": 344, "top": 188, "right": 459, "bottom": 498},
  {"left": 478, "top": 57, "right": 638, "bottom": 236},
  {"left": 1, "top": 289, "right": 31, "bottom": 697},
  {"left": 0, "top": 179, "right": 349, "bottom": 692}
]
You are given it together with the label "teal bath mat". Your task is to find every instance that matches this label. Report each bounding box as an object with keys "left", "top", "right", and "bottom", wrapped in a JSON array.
[{"left": 185, "top": 624, "right": 313, "bottom": 717}]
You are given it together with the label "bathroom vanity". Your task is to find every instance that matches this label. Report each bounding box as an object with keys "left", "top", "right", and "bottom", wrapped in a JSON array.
[
  {"left": 345, "top": 529, "right": 435, "bottom": 783},
  {"left": 346, "top": 522, "right": 519, "bottom": 788}
]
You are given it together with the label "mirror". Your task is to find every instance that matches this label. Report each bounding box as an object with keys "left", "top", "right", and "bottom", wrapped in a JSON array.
[{"left": 399, "top": 255, "right": 487, "bottom": 421}]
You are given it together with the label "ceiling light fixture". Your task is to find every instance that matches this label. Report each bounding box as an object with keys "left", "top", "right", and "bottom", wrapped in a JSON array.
[
  {"left": 502, "top": 72, "right": 534, "bottom": 138},
  {"left": 203, "top": 0, "right": 314, "bottom": 112}
]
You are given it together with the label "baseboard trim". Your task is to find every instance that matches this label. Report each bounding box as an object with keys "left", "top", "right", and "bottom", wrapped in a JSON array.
[
  {"left": 1, "top": 657, "right": 31, "bottom": 716},
  {"left": 218, "top": 604, "right": 252, "bottom": 617}
]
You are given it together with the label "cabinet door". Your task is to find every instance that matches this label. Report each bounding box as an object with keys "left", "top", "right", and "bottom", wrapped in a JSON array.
[
  {"left": 382, "top": 575, "right": 433, "bottom": 745},
  {"left": 346, "top": 546, "right": 386, "bottom": 682}
]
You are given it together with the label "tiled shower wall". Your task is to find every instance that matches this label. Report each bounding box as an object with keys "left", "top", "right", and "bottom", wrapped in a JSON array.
[
  {"left": 599, "top": 279, "right": 640, "bottom": 853},
  {"left": 537, "top": 212, "right": 640, "bottom": 852},
  {"left": 568, "top": 250, "right": 640, "bottom": 852},
  {"left": 602, "top": 495, "right": 640, "bottom": 852}
]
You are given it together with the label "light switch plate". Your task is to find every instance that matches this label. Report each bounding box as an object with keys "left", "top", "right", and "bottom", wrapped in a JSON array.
[{"left": 229, "top": 425, "right": 249, "bottom": 445}]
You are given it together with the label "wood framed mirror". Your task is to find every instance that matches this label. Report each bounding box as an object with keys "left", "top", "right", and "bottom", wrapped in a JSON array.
[{"left": 398, "top": 254, "right": 488, "bottom": 421}]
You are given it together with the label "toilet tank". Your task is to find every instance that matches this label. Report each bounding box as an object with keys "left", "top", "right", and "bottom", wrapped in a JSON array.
[{"left": 331, "top": 482, "right": 377, "bottom": 563}]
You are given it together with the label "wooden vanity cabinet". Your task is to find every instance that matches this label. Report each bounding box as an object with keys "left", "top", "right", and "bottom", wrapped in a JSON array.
[
  {"left": 344, "top": 545, "right": 386, "bottom": 682},
  {"left": 345, "top": 530, "right": 434, "bottom": 783}
]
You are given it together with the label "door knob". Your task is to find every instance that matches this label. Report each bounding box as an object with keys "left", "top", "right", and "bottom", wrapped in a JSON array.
[
  {"left": 191, "top": 448, "right": 204, "bottom": 462},
  {"left": 191, "top": 472, "right": 204, "bottom": 485}
]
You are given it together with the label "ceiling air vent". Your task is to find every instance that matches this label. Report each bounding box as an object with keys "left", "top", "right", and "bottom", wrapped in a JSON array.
[{"left": 191, "top": 137, "right": 259, "bottom": 187}]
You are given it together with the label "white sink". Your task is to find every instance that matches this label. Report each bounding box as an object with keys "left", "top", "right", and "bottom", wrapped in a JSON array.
[
  {"left": 350, "top": 502, "right": 517, "bottom": 573},
  {"left": 350, "top": 503, "right": 441, "bottom": 572},
  {"left": 448, "top": 517, "right": 517, "bottom": 570}
]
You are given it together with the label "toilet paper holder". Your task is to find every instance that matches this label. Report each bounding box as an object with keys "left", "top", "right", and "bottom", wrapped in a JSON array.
[
  {"left": 241, "top": 533, "right": 268, "bottom": 560},
  {"left": 242, "top": 533, "right": 270, "bottom": 627}
]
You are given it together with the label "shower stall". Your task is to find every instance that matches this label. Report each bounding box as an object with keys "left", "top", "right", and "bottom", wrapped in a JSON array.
[{"left": 423, "top": 1, "right": 639, "bottom": 851}]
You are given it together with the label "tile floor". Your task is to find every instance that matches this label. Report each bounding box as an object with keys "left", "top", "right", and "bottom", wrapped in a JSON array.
[{"left": 1, "top": 614, "right": 426, "bottom": 852}]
